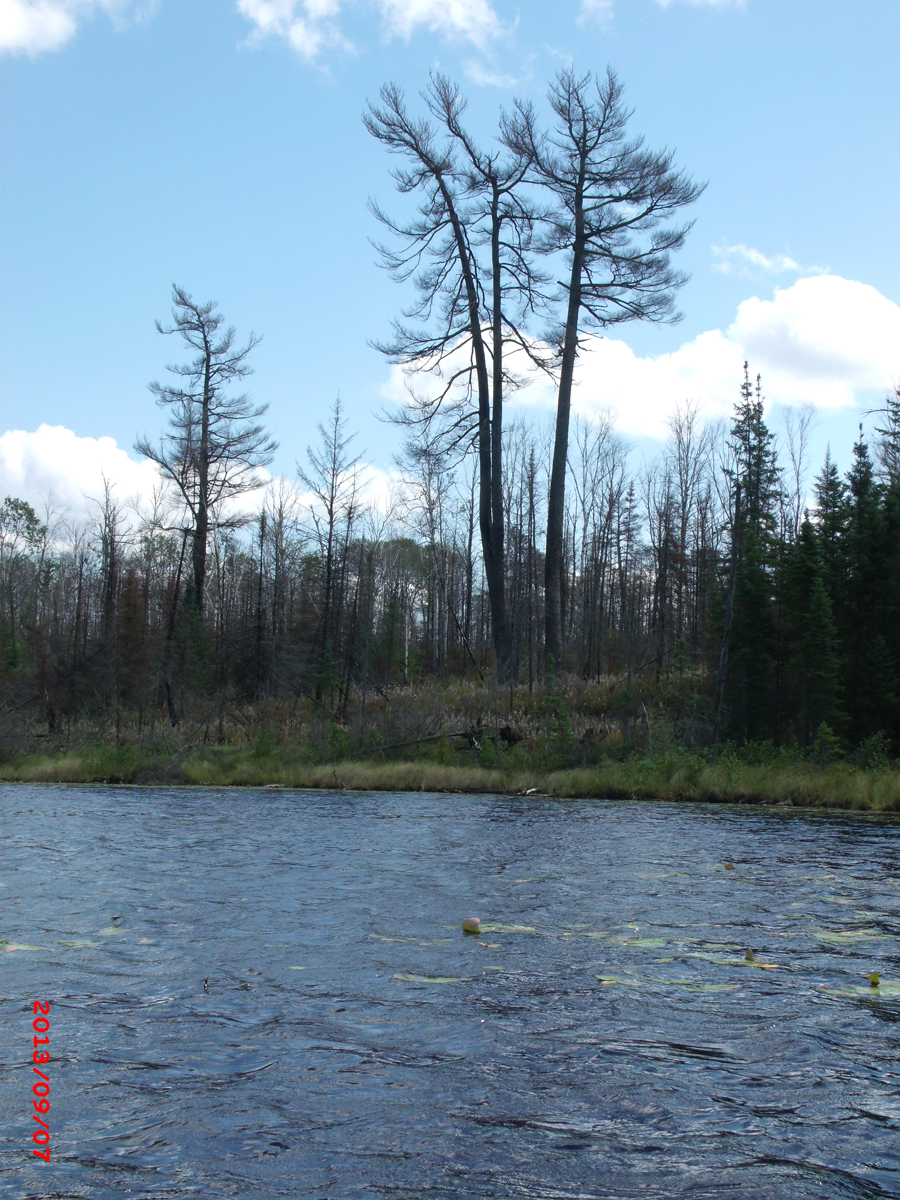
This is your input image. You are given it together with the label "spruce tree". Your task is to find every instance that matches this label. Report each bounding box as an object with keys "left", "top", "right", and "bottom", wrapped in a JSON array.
[
  {"left": 874, "top": 383, "right": 900, "bottom": 490},
  {"left": 842, "top": 431, "right": 898, "bottom": 744},
  {"left": 723, "top": 366, "right": 782, "bottom": 741},
  {"left": 812, "top": 448, "right": 849, "bottom": 609},
  {"left": 781, "top": 518, "right": 842, "bottom": 746}
]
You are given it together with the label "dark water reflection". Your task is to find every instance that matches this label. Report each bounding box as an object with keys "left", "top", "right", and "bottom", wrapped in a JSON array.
[{"left": 2, "top": 786, "right": 900, "bottom": 1199}]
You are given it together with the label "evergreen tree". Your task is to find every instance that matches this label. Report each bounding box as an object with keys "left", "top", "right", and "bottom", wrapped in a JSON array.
[
  {"left": 724, "top": 366, "right": 782, "bottom": 741},
  {"left": 781, "top": 518, "right": 842, "bottom": 746},
  {"left": 812, "top": 448, "right": 848, "bottom": 608},
  {"left": 841, "top": 431, "right": 898, "bottom": 744},
  {"left": 874, "top": 383, "right": 900, "bottom": 490}
]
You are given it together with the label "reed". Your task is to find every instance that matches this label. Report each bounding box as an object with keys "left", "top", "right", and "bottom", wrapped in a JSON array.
[{"left": 2, "top": 738, "right": 899, "bottom": 813}]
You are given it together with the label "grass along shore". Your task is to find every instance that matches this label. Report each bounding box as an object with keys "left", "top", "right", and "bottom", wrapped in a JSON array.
[{"left": 2, "top": 743, "right": 899, "bottom": 812}]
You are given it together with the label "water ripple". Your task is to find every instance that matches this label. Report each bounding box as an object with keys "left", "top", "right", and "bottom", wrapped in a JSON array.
[{"left": 1, "top": 786, "right": 899, "bottom": 1198}]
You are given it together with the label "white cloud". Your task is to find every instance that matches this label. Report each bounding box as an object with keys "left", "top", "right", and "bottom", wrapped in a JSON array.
[
  {"left": 380, "top": 275, "right": 900, "bottom": 441},
  {"left": 0, "top": 424, "right": 401, "bottom": 530},
  {"left": 0, "top": 0, "right": 147, "bottom": 55},
  {"left": 712, "top": 242, "right": 804, "bottom": 276},
  {"left": 731, "top": 276, "right": 900, "bottom": 398},
  {"left": 237, "top": 0, "right": 350, "bottom": 59},
  {"left": 0, "top": 425, "right": 163, "bottom": 520},
  {"left": 464, "top": 58, "right": 516, "bottom": 88},
  {"left": 578, "top": 0, "right": 613, "bottom": 28},
  {"left": 380, "top": 0, "right": 501, "bottom": 45},
  {"left": 237, "top": 0, "right": 502, "bottom": 60}
]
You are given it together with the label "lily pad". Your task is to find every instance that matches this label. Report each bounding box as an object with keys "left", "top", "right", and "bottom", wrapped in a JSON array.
[
  {"left": 811, "top": 929, "right": 889, "bottom": 946},
  {"left": 394, "top": 973, "right": 465, "bottom": 984},
  {"left": 479, "top": 924, "right": 536, "bottom": 934},
  {"left": 683, "top": 951, "right": 779, "bottom": 969},
  {"left": 598, "top": 973, "right": 739, "bottom": 994},
  {"left": 3, "top": 942, "right": 48, "bottom": 952},
  {"left": 289, "top": 966, "right": 306, "bottom": 971},
  {"left": 824, "top": 980, "right": 900, "bottom": 998},
  {"left": 60, "top": 939, "right": 100, "bottom": 948}
]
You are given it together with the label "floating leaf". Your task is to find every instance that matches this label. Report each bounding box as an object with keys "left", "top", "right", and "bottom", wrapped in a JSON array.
[
  {"left": 374, "top": 935, "right": 453, "bottom": 945},
  {"left": 812, "top": 929, "right": 889, "bottom": 946},
  {"left": 98, "top": 925, "right": 126, "bottom": 937},
  {"left": 597, "top": 973, "right": 739, "bottom": 993},
  {"left": 669, "top": 980, "right": 741, "bottom": 993},
  {"left": 683, "top": 952, "right": 779, "bottom": 969},
  {"left": 394, "top": 973, "right": 464, "bottom": 984},
  {"left": 289, "top": 966, "right": 306, "bottom": 971},
  {"left": 479, "top": 924, "right": 536, "bottom": 934},
  {"left": 3, "top": 942, "right": 48, "bottom": 952},
  {"left": 60, "top": 939, "right": 100, "bottom": 948},
  {"left": 824, "top": 980, "right": 900, "bottom": 998}
]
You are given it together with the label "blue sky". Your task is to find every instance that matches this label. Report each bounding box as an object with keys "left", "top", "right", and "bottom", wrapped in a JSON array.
[{"left": 1, "top": 0, "right": 899, "bottom": 514}]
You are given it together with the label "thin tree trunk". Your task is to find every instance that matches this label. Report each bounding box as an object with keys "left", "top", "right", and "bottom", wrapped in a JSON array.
[
  {"left": 712, "top": 480, "right": 742, "bottom": 753},
  {"left": 545, "top": 234, "right": 584, "bottom": 676}
]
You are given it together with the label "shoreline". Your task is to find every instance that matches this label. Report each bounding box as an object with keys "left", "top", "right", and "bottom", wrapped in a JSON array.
[{"left": 2, "top": 751, "right": 899, "bottom": 813}]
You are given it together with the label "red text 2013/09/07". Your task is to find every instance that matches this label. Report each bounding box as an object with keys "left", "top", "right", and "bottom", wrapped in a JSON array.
[{"left": 32, "top": 1001, "right": 50, "bottom": 1160}]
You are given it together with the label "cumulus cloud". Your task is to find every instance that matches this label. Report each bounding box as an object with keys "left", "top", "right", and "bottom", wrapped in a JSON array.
[
  {"left": 237, "top": 0, "right": 502, "bottom": 60},
  {"left": 0, "top": 0, "right": 150, "bottom": 55},
  {"left": 380, "top": 274, "right": 900, "bottom": 441},
  {"left": 0, "top": 425, "right": 163, "bottom": 519},
  {"left": 0, "top": 424, "right": 400, "bottom": 529}
]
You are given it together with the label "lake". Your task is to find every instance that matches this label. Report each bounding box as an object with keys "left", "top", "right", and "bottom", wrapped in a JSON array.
[{"left": 2, "top": 785, "right": 899, "bottom": 1198}]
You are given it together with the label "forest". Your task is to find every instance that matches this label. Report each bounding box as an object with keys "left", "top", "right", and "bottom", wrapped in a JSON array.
[
  {"left": 2, "top": 69, "right": 899, "bottom": 793},
  {"left": 2, "top": 365, "right": 899, "bottom": 772}
]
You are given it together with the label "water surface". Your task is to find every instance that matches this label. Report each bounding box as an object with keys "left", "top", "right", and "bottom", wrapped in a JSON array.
[{"left": 2, "top": 785, "right": 900, "bottom": 1198}]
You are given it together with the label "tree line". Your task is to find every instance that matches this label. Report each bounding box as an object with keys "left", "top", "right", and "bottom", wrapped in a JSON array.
[
  {"left": 2, "top": 362, "right": 898, "bottom": 754},
  {"left": 1, "top": 67, "right": 898, "bottom": 757}
]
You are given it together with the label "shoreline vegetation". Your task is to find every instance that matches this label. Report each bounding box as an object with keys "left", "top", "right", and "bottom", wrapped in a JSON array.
[
  {"left": 2, "top": 679, "right": 898, "bottom": 812},
  {"left": 1, "top": 753, "right": 899, "bottom": 814}
]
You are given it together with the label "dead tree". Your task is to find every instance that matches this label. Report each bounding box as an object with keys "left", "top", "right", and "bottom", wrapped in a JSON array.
[
  {"left": 507, "top": 68, "right": 704, "bottom": 676},
  {"left": 136, "top": 285, "right": 276, "bottom": 618},
  {"left": 365, "top": 75, "right": 548, "bottom": 681}
]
